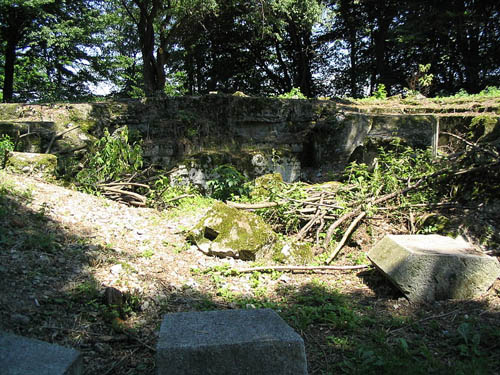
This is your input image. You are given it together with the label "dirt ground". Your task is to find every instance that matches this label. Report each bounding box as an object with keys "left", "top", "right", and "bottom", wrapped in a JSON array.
[{"left": 1, "top": 171, "right": 499, "bottom": 374}]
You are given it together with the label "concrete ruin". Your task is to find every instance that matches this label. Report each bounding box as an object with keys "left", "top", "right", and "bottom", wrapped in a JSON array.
[
  {"left": 368, "top": 235, "right": 500, "bottom": 302},
  {"left": 156, "top": 309, "right": 307, "bottom": 375}
]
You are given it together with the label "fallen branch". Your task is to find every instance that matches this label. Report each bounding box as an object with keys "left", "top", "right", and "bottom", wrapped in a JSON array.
[
  {"left": 226, "top": 200, "right": 282, "bottom": 209},
  {"left": 323, "top": 176, "right": 428, "bottom": 248},
  {"left": 165, "top": 194, "right": 195, "bottom": 203},
  {"left": 279, "top": 195, "right": 344, "bottom": 210},
  {"left": 99, "top": 181, "right": 150, "bottom": 190},
  {"left": 45, "top": 125, "right": 80, "bottom": 153},
  {"left": 441, "top": 131, "right": 499, "bottom": 158},
  {"left": 296, "top": 193, "right": 325, "bottom": 240},
  {"left": 101, "top": 186, "right": 147, "bottom": 206},
  {"left": 234, "top": 264, "right": 370, "bottom": 273},
  {"left": 325, "top": 211, "right": 366, "bottom": 264}
]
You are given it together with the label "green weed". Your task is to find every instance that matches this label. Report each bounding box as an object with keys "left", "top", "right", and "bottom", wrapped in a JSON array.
[
  {"left": 207, "top": 164, "right": 249, "bottom": 201},
  {"left": 75, "top": 127, "right": 143, "bottom": 193},
  {"left": 141, "top": 249, "right": 154, "bottom": 258}
]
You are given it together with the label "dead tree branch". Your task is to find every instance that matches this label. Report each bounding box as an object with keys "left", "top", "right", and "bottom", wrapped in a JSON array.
[
  {"left": 45, "top": 125, "right": 80, "bottom": 154},
  {"left": 325, "top": 211, "right": 366, "bottom": 264},
  {"left": 234, "top": 265, "right": 370, "bottom": 273}
]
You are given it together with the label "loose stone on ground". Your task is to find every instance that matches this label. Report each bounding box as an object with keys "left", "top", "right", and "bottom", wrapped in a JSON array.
[
  {"left": 156, "top": 308, "right": 308, "bottom": 375},
  {"left": 368, "top": 234, "right": 500, "bottom": 302}
]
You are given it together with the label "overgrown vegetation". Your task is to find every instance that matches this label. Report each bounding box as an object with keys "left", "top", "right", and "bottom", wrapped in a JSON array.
[
  {"left": 0, "top": 134, "right": 14, "bottom": 168},
  {"left": 75, "top": 127, "right": 143, "bottom": 192},
  {"left": 1, "top": 92, "right": 498, "bottom": 374}
]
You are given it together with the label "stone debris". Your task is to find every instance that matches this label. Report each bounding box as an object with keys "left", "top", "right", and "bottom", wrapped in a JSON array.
[
  {"left": 0, "top": 331, "right": 83, "bottom": 375},
  {"left": 368, "top": 234, "right": 500, "bottom": 302},
  {"left": 156, "top": 309, "right": 307, "bottom": 375}
]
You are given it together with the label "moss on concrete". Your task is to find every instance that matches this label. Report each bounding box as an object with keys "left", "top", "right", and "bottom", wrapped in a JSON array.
[
  {"left": 6, "top": 151, "right": 57, "bottom": 179},
  {"left": 271, "top": 238, "right": 313, "bottom": 265},
  {"left": 187, "top": 201, "right": 277, "bottom": 261},
  {"left": 0, "top": 104, "right": 21, "bottom": 119}
]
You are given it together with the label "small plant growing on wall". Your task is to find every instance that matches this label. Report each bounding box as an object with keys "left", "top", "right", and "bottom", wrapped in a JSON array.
[{"left": 406, "top": 63, "right": 434, "bottom": 96}]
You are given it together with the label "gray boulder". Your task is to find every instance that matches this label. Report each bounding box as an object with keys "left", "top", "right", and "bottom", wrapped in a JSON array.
[{"left": 368, "top": 234, "right": 500, "bottom": 302}]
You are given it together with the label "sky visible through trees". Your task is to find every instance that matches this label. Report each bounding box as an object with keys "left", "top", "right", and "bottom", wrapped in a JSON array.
[{"left": 1, "top": 0, "right": 499, "bottom": 102}]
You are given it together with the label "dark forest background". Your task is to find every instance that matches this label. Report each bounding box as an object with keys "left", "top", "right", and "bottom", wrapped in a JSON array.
[{"left": 1, "top": 0, "right": 499, "bottom": 102}]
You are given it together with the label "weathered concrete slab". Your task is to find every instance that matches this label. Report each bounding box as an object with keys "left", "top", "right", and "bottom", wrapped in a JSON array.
[
  {"left": 368, "top": 235, "right": 500, "bottom": 302},
  {"left": 156, "top": 308, "right": 307, "bottom": 375},
  {"left": 6, "top": 151, "right": 57, "bottom": 178},
  {"left": 0, "top": 331, "right": 82, "bottom": 375},
  {"left": 187, "top": 201, "right": 278, "bottom": 260}
]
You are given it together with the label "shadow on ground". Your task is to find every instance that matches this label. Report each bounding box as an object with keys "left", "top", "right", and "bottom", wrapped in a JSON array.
[{"left": 1, "top": 187, "right": 499, "bottom": 375}]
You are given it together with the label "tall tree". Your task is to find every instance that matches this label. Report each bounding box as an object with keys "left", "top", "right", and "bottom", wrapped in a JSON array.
[
  {"left": 0, "top": 0, "right": 104, "bottom": 102},
  {"left": 0, "top": 0, "right": 50, "bottom": 102},
  {"left": 119, "top": 0, "right": 217, "bottom": 96}
]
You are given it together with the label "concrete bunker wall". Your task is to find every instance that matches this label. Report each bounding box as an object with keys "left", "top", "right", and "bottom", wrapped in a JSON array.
[{"left": 0, "top": 96, "right": 494, "bottom": 183}]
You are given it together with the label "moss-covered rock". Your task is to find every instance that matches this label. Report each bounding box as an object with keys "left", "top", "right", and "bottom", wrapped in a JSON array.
[
  {"left": 187, "top": 201, "right": 277, "bottom": 261},
  {"left": 5, "top": 151, "right": 57, "bottom": 179},
  {"left": 250, "top": 173, "right": 283, "bottom": 199},
  {"left": 271, "top": 238, "right": 314, "bottom": 265}
]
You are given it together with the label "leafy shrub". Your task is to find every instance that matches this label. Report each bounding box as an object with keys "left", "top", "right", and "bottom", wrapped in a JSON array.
[
  {"left": 76, "top": 127, "right": 143, "bottom": 192},
  {"left": 207, "top": 165, "right": 249, "bottom": 201},
  {"left": 149, "top": 174, "right": 202, "bottom": 208},
  {"left": 278, "top": 87, "right": 307, "bottom": 99},
  {"left": 0, "top": 134, "right": 14, "bottom": 169},
  {"left": 344, "top": 139, "right": 438, "bottom": 206},
  {"left": 374, "top": 84, "right": 387, "bottom": 99}
]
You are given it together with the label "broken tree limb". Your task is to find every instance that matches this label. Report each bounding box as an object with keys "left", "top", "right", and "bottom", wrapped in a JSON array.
[
  {"left": 226, "top": 200, "right": 283, "bottom": 209},
  {"left": 277, "top": 194, "right": 344, "bottom": 209},
  {"left": 234, "top": 264, "right": 370, "bottom": 273},
  {"left": 45, "top": 125, "right": 80, "bottom": 154},
  {"left": 441, "top": 131, "right": 499, "bottom": 158},
  {"left": 99, "top": 182, "right": 150, "bottom": 190},
  {"left": 323, "top": 176, "right": 428, "bottom": 248},
  {"left": 101, "top": 186, "right": 147, "bottom": 205},
  {"left": 296, "top": 193, "right": 325, "bottom": 240},
  {"left": 325, "top": 211, "right": 366, "bottom": 264}
]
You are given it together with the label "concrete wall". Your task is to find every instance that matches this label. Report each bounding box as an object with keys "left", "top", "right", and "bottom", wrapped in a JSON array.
[{"left": 0, "top": 96, "right": 497, "bottom": 183}]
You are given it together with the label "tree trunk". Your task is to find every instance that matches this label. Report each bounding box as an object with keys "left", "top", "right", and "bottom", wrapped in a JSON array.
[
  {"left": 349, "top": 28, "right": 358, "bottom": 98},
  {"left": 2, "top": 36, "right": 17, "bottom": 103}
]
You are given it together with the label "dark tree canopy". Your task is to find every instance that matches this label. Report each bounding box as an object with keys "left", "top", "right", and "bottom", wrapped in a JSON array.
[{"left": 1, "top": 0, "right": 499, "bottom": 102}]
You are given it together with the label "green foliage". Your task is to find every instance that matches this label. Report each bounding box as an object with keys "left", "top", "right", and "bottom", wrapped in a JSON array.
[
  {"left": 164, "top": 71, "right": 188, "bottom": 97},
  {"left": 243, "top": 176, "right": 306, "bottom": 234},
  {"left": 277, "top": 87, "right": 307, "bottom": 99},
  {"left": 0, "top": 134, "right": 14, "bottom": 168},
  {"left": 283, "top": 281, "right": 359, "bottom": 332},
  {"left": 345, "top": 140, "right": 438, "bottom": 205},
  {"left": 0, "top": 134, "right": 13, "bottom": 153},
  {"left": 373, "top": 84, "right": 387, "bottom": 99},
  {"left": 75, "top": 127, "right": 143, "bottom": 192},
  {"left": 207, "top": 164, "right": 249, "bottom": 201},
  {"left": 148, "top": 174, "right": 207, "bottom": 210},
  {"left": 1, "top": 0, "right": 106, "bottom": 102},
  {"left": 444, "top": 86, "right": 500, "bottom": 100},
  {"left": 406, "top": 64, "right": 434, "bottom": 96}
]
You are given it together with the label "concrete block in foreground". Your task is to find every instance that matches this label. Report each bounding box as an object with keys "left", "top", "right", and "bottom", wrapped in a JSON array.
[
  {"left": 368, "top": 234, "right": 500, "bottom": 302},
  {"left": 0, "top": 331, "right": 82, "bottom": 375},
  {"left": 157, "top": 308, "right": 307, "bottom": 375}
]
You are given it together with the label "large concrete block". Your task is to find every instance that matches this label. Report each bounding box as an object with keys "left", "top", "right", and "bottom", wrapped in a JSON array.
[
  {"left": 156, "top": 308, "right": 307, "bottom": 375},
  {"left": 0, "top": 331, "right": 82, "bottom": 375},
  {"left": 368, "top": 235, "right": 500, "bottom": 302}
]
